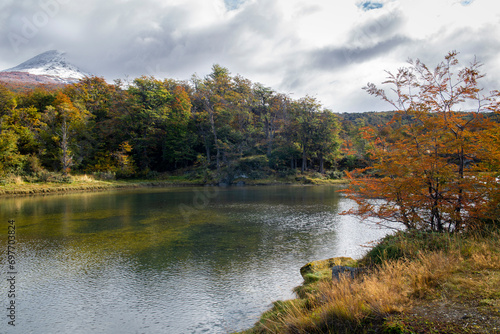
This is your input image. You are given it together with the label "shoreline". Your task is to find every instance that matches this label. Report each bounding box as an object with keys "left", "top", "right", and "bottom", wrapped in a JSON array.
[
  {"left": 0, "top": 177, "right": 348, "bottom": 198},
  {"left": 239, "top": 230, "right": 500, "bottom": 334}
]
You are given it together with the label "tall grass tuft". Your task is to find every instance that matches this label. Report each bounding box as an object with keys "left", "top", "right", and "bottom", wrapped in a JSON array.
[{"left": 243, "top": 228, "right": 500, "bottom": 333}]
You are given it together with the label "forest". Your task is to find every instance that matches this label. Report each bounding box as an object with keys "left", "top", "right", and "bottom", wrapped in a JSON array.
[
  {"left": 0, "top": 64, "right": 385, "bottom": 184},
  {"left": 2, "top": 53, "right": 500, "bottom": 236},
  {"left": 3, "top": 52, "right": 500, "bottom": 333}
]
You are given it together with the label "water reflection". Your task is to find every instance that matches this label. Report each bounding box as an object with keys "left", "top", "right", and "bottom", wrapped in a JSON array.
[{"left": 0, "top": 186, "right": 399, "bottom": 333}]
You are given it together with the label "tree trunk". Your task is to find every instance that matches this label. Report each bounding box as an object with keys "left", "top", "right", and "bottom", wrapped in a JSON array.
[
  {"left": 319, "top": 153, "right": 324, "bottom": 174},
  {"left": 60, "top": 120, "right": 72, "bottom": 176},
  {"left": 206, "top": 104, "right": 220, "bottom": 171},
  {"left": 301, "top": 146, "right": 307, "bottom": 172}
]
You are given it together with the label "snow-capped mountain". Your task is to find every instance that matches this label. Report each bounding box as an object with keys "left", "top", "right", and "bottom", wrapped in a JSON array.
[{"left": 1, "top": 50, "right": 90, "bottom": 84}]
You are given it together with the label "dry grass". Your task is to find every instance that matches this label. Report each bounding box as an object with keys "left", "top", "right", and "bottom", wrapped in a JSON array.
[
  {"left": 242, "top": 230, "right": 500, "bottom": 334},
  {"left": 70, "top": 174, "right": 97, "bottom": 183},
  {"left": 1, "top": 174, "right": 24, "bottom": 185},
  {"left": 276, "top": 252, "right": 460, "bottom": 333}
]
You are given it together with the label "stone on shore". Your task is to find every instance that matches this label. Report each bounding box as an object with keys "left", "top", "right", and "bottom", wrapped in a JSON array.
[{"left": 300, "top": 257, "right": 358, "bottom": 279}]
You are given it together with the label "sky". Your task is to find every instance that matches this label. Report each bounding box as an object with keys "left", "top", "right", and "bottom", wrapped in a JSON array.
[{"left": 1, "top": 0, "right": 499, "bottom": 112}]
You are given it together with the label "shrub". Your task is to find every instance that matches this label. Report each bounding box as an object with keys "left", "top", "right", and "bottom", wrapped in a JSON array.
[
  {"left": 326, "top": 170, "right": 345, "bottom": 180},
  {"left": 92, "top": 171, "right": 116, "bottom": 181}
]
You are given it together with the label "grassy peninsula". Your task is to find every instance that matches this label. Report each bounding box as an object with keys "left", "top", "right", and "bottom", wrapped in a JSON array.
[
  {"left": 0, "top": 170, "right": 347, "bottom": 197},
  {"left": 240, "top": 228, "right": 500, "bottom": 333}
]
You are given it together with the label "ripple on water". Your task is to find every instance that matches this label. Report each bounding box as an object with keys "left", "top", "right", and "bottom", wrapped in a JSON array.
[{"left": 0, "top": 186, "right": 400, "bottom": 334}]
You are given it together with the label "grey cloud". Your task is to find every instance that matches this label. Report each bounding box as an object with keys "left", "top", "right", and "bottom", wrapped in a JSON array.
[
  {"left": 96, "top": 0, "right": 289, "bottom": 79},
  {"left": 300, "top": 7, "right": 406, "bottom": 71},
  {"left": 307, "top": 35, "right": 411, "bottom": 71},
  {"left": 347, "top": 9, "right": 404, "bottom": 47},
  {"left": 1, "top": 0, "right": 500, "bottom": 112}
]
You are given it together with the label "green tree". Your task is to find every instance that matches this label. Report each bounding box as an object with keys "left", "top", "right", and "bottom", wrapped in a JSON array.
[
  {"left": 125, "top": 77, "right": 196, "bottom": 172},
  {"left": 312, "top": 110, "right": 341, "bottom": 173},
  {"left": 126, "top": 76, "right": 173, "bottom": 171},
  {"left": 191, "top": 65, "right": 235, "bottom": 171},
  {"left": 292, "top": 96, "right": 322, "bottom": 172},
  {"left": 0, "top": 84, "right": 17, "bottom": 118},
  {"left": 0, "top": 130, "right": 24, "bottom": 176}
]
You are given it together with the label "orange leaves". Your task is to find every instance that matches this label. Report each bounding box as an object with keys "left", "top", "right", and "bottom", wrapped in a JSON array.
[{"left": 345, "top": 52, "right": 500, "bottom": 232}]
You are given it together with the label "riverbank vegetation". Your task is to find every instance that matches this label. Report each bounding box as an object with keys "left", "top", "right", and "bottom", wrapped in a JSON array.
[
  {"left": 241, "top": 52, "right": 500, "bottom": 333},
  {"left": 241, "top": 227, "right": 500, "bottom": 333},
  {"left": 2, "top": 52, "right": 498, "bottom": 195},
  {"left": 0, "top": 66, "right": 348, "bottom": 188},
  {"left": 0, "top": 169, "right": 347, "bottom": 196}
]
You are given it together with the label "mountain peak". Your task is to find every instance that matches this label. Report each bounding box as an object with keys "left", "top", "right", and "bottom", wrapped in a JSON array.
[{"left": 2, "top": 50, "right": 90, "bottom": 83}]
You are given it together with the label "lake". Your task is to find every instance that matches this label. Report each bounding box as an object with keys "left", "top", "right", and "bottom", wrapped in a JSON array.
[{"left": 0, "top": 185, "right": 398, "bottom": 333}]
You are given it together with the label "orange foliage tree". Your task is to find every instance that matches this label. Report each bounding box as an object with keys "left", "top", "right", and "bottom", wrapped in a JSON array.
[{"left": 342, "top": 52, "right": 500, "bottom": 232}]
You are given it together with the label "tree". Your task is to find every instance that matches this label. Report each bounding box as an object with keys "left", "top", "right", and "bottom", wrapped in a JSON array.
[
  {"left": 0, "top": 84, "right": 17, "bottom": 118},
  {"left": 312, "top": 110, "right": 341, "bottom": 174},
  {"left": 126, "top": 76, "right": 172, "bottom": 171},
  {"left": 290, "top": 96, "right": 341, "bottom": 173},
  {"left": 293, "top": 96, "right": 321, "bottom": 172},
  {"left": 343, "top": 51, "right": 500, "bottom": 232},
  {"left": 40, "top": 92, "right": 89, "bottom": 174},
  {"left": 0, "top": 130, "right": 24, "bottom": 176},
  {"left": 191, "top": 65, "right": 242, "bottom": 171},
  {"left": 161, "top": 82, "right": 195, "bottom": 169}
]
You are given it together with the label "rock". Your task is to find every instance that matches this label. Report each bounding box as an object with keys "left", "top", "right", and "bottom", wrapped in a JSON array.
[
  {"left": 300, "top": 257, "right": 357, "bottom": 279},
  {"left": 331, "top": 266, "right": 365, "bottom": 280}
]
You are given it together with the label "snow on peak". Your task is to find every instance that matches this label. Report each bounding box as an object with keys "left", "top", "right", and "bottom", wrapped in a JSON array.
[{"left": 2, "top": 50, "right": 91, "bottom": 82}]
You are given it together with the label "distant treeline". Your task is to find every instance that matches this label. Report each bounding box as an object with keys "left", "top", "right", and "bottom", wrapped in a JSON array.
[
  {"left": 0, "top": 65, "right": 352, "bottom": 182},
  {"left": 0, "top": 64, "right": 458, "bottom": 183}
]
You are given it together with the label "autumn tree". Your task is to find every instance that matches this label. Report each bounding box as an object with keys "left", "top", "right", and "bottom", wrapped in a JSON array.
[
  {"left": 343, "top": 51, "right": 500, "bottom": 232},
  {"left": 0, "top": 84, "right": 17, "bottom": 117},
  {"left": 40, "top": 92, "right": 89, "bottom": 174},
  {"left": 161, "top": 81, "right": 195, "bottom": 169}
]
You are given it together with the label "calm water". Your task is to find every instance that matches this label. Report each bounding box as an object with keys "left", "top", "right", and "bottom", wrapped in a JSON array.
[{"left": 0, "top": 185, "right": 398, "bottom": 334}]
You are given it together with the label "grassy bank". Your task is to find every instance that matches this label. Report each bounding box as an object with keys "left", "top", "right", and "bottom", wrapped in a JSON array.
[
  {"left": 0, "top": 173, "right": 210, "bottom": 196},
  {"left": 240, "top": 228, "right": 500, "bottom": 333},
  {"left": 0, "top": 172, "right": 348, "bottom": 197}
]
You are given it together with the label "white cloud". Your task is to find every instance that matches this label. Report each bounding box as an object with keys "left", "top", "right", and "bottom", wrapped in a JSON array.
[{"left": 1, "top": 0, "right": 499, "bottom": 111}]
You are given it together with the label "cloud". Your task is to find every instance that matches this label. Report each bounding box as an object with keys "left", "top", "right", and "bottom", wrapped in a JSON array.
[
  {"left": 1, "top": 0, "right": 499, "bottom": 112},
  {"left": 308, "top": 35, "right": 411, "bottom": 72}
]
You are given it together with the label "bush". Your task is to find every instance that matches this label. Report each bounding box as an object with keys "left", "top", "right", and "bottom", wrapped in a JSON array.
[
  {"left": 277, "top": 169, "right": 298, "bottom": 178},
  {"left": 361, "top": 230, "right": 456, "bottom": 265},
  {"left": 23, "top": 154, "right": 45, "bottom": 175},
  {"left": 35, "top": 171, "right": 72, "bottom": 183},
  {"left": 0, "top": 174, "right": 24, "bottom": 185},
  {"left": 234, "top": 155, "right": 269, "bottom": 174},
  {"left": 326, "top": 170, "right": 344, "bottom": 179},
  {"left": 92, "top": 171, "right": 116, "bottom": 181}
]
